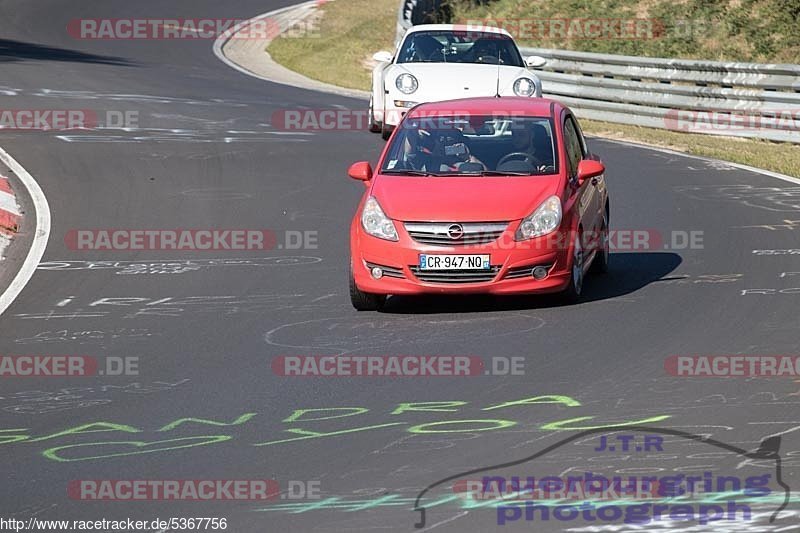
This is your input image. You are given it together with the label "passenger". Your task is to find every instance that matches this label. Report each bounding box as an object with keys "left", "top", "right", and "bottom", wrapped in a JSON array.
[
  {"left": 410, "top": 34, "right": 443, "bottom": 62},
  {"left": 432, "top": 130, "right": 486, "bottom": 171}
]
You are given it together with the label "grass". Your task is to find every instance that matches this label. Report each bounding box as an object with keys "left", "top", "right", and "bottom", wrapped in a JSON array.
[
  {"left": 449, "top": 0, "right": 800, "bottom": 63},
  {"left": 267, "top": 0, "right": 800, "bottom": 177},
  {"left": 581, "top": 120, "right": 800, "bottom": 176},
  {"left": 267, "top": 0, "right": 396, "bottom": 90}
]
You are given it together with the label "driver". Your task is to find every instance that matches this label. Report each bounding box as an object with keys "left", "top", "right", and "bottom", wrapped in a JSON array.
[
  {"left": 510, "top": 124, "right": 534, "bottom": 153},
  {"left": 466, "top": 38, "right": 504, "bottom": 64},
  {"left": 508, "top": 123, "right": 551, "bottom": 168}
]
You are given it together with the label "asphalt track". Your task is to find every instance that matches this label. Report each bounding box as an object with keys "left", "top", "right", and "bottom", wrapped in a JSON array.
[{"left": 0, "top": 1, "right": 799, "bottom": 531}]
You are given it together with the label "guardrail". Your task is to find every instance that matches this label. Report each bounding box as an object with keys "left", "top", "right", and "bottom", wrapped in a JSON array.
[
  {"left": 392, "top": 0, "right": 800, "bottom": 144},
  {"left": 520, "top": 46, "right": 800, "bottom": 143}
]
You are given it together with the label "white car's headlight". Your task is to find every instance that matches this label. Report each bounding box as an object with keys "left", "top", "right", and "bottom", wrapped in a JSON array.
[
  {"left": 396, "top": 73, "right": 418, "bottom": 94},
  {"left": 361, "top": 197, "right": 398, "bottom": 241},
  {"left": 513, "top": 77, "right": 536, "bottom": 97},
  {"left": 515, "top": 195, "right": 562, "bottom": 240}
]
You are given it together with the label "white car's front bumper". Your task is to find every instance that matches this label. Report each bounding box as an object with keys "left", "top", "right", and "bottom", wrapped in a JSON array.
[
  {"left": 378, "top": 63, "right": 543, "bottom": 128},
  {"left": 380, "top": 99, "right": 419, "bottom": 127},
  {"left": 382, "top": 91, "right": 540, "bottom": 127}
]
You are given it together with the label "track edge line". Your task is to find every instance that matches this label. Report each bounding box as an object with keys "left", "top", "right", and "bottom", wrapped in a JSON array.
[
  {"left": 0, "top": 146, "right": 52, "bottom": 317},
  {"left": 593, "top": 136, "right": 800, "bottom": 185}
]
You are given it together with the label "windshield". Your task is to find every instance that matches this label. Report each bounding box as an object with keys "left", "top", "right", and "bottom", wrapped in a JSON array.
[
  {"left": 396, "top": 30, "right": 524, "bottom": 66},
  {"left": 380, "top": 115, "right": 558, "bottom": 176}
]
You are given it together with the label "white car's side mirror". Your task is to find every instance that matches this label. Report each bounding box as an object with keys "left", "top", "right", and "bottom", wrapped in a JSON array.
[
  {"left": 525, "top": 55, "right": 547, "bottom": 68},
  {"left": 372, "top": 51, "right": 393, "bottom": 63}
]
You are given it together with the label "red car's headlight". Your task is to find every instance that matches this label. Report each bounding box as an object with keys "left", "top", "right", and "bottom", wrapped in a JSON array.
[
  {"left": 515, "top": 195, "right": 562, "bottom": 240},
  {"left": 361, "top": 196, "right": 399, "bottom": 241}
]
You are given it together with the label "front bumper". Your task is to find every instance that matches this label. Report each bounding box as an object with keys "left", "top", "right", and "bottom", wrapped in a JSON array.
[
  {"left": 351, "top": 219, "right": 573, "bottom": 295},
  {"left": 381, "top": 102, "right": 414, "bottom": 127}
]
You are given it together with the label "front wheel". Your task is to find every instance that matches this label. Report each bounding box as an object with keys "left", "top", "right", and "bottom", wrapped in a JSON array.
[
  {"left": 381, "top": 121, "right": 393, "bottom": 141},
  {"left": 349, "top": 266, "right": 386, "bottom": 311},
  {"left": 560, "top": 231, "right": 584, "bottom": 304},
  {"left": 368, "top": 96, "right": 381, "bottom": 133},
  {"left": 589, "top": 210, "right": 609, "bottom": 274}
]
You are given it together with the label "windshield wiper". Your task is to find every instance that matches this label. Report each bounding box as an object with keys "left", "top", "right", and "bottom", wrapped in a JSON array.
[
  {"left": 469, "top": 170, "right": 533, "bottom": 176},
  {"left": 380, "top": 169, "right": 440, "bottom": 176}
]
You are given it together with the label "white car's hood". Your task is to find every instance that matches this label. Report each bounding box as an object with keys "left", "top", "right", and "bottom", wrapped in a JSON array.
[{"left": 386, "top": 63, "right": 539, "bottom": 99}]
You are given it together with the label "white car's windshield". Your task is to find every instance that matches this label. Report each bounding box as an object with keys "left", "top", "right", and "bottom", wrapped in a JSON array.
[
  {"left": 396, "top": 30, "right": 524, "bottom": 67},
  {"left": 381, "top": 115, "right": 558, "bottom": 176}
]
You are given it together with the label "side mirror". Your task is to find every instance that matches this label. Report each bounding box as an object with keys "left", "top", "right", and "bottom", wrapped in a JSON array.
[
  {"left": 348, "top": 161, "right": 373, "bottom": 181},
  {"left": 372, "top": 51, "right": 393, "bottom": 63},
  {"left": 576, "top": 159, "right": 605, "bottom": 184},
  {"left": 525, "top": 55, "right": 547, "bottom": 68}
]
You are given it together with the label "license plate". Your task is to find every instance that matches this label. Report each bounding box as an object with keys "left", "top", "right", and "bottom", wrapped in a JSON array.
[{"left": 419, "top": 254, "right": 490, "bottom": 270}]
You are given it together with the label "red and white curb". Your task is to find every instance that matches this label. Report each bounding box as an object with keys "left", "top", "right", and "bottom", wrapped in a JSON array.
[
  {"left": 0, "top": 146, "right": 51, "bottom": 317},
  {"left": 0, "top": 174, "right": 21, "bottom": 257}
]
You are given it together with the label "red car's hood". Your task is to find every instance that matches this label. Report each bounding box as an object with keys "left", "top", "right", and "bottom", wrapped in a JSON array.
[{"left": 371, "top": 175, "right": 561, "bottom": 222}]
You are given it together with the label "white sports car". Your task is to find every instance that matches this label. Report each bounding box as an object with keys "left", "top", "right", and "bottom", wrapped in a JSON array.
[{"left": 369, "top": 24, "right": 547, "bottom": 139}]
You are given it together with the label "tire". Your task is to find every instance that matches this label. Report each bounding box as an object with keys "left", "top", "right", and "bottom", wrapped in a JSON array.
[
  {"left": 368, "top": 96, "right": 381, "bottom": 133},
  {"left": 560, "top": 230, "right": 584, "bottom": 304},
  {"left": 589, "top": 208, "right": 610, "bottom": 274},
  {"left": 381, "top": 121, "right": 393, "bottom": 141},
  {"left": 349, "top": 266, "right": 386, "bottom": 311}
]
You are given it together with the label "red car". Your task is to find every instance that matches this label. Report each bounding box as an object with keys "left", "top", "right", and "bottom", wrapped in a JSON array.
[{"left": 348, "top": 97, "right": 609, "bottom": 310}]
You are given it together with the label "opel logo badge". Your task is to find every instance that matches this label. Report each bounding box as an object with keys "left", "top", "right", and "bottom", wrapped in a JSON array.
[{"left": 447, "top": 224, "right": 464, "bottom": 240}]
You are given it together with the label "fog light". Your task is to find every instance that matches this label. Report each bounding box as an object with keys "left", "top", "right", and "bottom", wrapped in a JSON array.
[
  {"left": 532, "top": 266, "right": 548, "bottom": 280},
  {"left": 371, "top": 267, "right": 384, "bottom": 279}
]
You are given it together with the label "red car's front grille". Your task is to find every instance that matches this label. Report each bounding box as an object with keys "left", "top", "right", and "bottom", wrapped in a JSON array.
[
  {"left": 404, "top": 222, "right": 508, "bottom": 246},
  {"left": 408, "top": 266, "right": 501, "bottom": 284}
]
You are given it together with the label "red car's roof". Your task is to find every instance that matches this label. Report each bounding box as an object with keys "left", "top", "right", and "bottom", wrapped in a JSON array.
[{"left": 405, "top": 97, "right": 562, "bottom": 118}]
